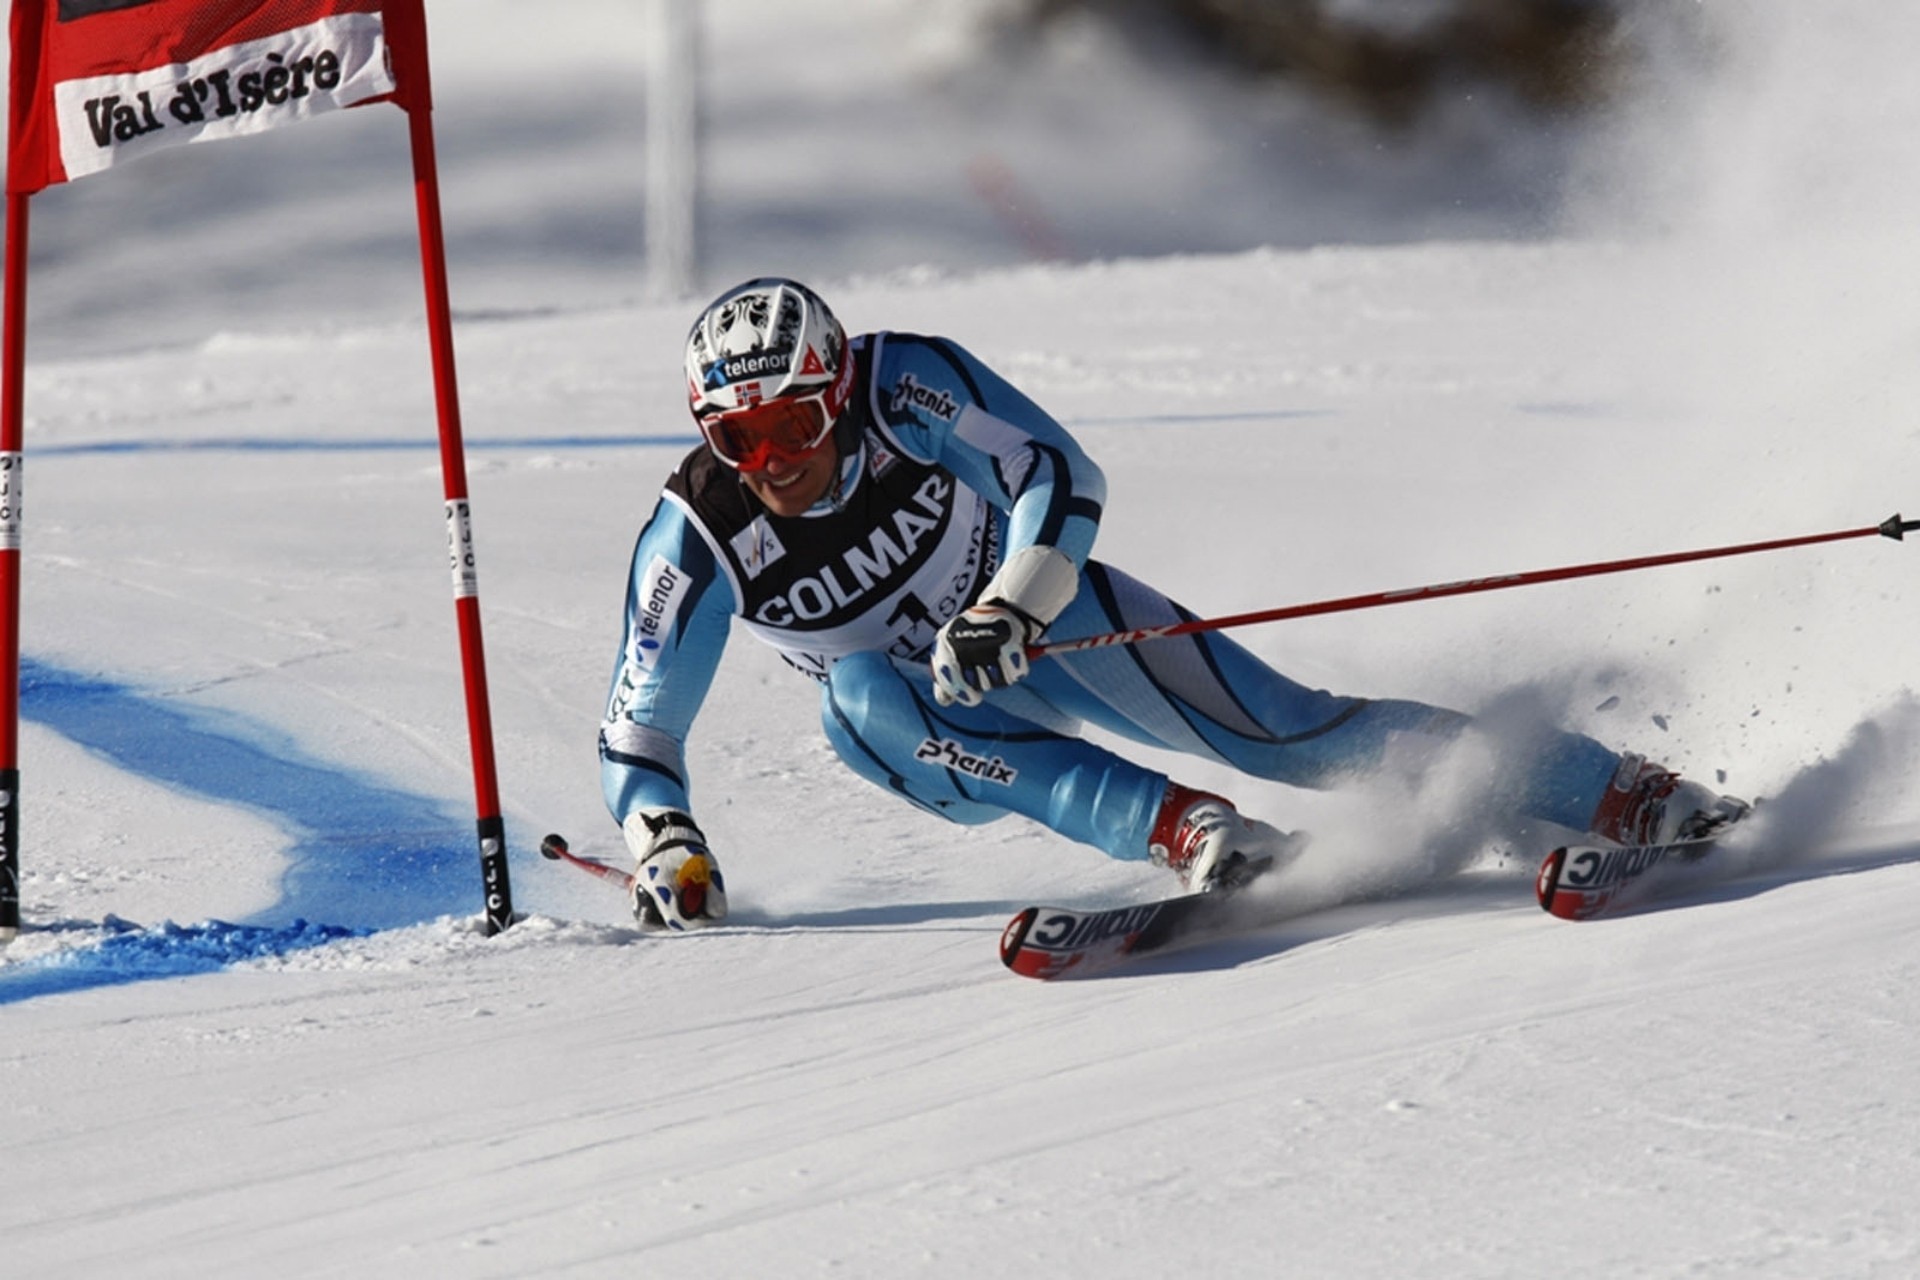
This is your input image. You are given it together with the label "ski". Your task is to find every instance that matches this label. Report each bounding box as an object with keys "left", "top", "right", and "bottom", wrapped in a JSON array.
[
  {"left": 539, "top": 832, "right": 635, "bottom": 892},
  {"left": 548, "top": 831, "right": 1293, "bottom": 971},
  {"left": 1534, "top": 834, "right": 1725, "bottom": 920},
  {"left": 1000, "top": 857, "right": 1281, "bottom": 979}
]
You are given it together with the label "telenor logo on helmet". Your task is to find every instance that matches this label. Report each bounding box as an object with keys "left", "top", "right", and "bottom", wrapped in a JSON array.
[{"left": 704, "top": 348, "right": 795, "bottom": 388}]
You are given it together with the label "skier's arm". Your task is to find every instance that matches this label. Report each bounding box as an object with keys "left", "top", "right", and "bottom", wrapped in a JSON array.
[
  {"left": 870, "top": 334, "right": 1105, "bottom": 703},
  {"left": 598, "top": 492, "right": 734, "bottom": 823},
  {"left": 874, "top": 334, "right": 1106, "bottom": 567}
]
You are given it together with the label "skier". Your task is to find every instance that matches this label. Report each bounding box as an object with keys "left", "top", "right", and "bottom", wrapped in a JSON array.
[{"left": 600, "top": 277, "right": 1748, "bottom": 929}]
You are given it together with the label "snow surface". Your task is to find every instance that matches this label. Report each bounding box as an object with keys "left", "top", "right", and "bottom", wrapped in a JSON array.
[{"left": 5, "top": 2, "right": 1920, "bottom": 1276}]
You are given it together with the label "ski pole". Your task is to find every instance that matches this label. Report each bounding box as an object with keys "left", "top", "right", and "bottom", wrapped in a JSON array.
[
  {"left": 1031, "top": 512, "right": 1919, "bottom": 660},
  {"left": 539, "top": 832, "right": 636, "bottom": 892}
]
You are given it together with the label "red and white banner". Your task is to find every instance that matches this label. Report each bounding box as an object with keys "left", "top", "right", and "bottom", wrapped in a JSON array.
[{"left": 8, "top": 0, "right": 426, "bottom": 194}]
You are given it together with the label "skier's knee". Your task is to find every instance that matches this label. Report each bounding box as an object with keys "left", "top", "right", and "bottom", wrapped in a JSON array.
[
  {"left": 822, "top": 656, "right": 1003, "bottom": 828},
  {"left": 823, "top": 650, "right": 920, "bottom": 736},
  {"left": 820, "top": 651, "right": 919, "bottom": 774}
]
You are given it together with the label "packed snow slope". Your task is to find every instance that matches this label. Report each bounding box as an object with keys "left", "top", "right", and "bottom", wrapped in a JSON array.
[{"left": 5, "top": 2, "right": 1920, "bottom": 1278}]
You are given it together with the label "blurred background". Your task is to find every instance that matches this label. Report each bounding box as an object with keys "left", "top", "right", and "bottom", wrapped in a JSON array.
[{"left": 0, "top": 0, "right": 1845, "bottom": 358}]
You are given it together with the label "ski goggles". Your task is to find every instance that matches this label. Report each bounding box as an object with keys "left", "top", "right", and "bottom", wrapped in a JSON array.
[{"left": 697, "top": 393, "right": 837, "bottom": 472}]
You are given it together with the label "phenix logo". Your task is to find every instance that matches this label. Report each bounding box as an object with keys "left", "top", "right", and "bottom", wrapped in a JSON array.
[
  {"left": 914, "top": 737, "right": 1017, "bottom": 785},
  {"left": 890, "top": 373, "right": 960, "bottom": 422}
]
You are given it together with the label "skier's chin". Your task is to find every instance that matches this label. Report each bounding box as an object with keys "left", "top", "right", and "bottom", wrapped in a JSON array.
[{"left": 747, "top": 448, "right": 836, "bottom": 515}]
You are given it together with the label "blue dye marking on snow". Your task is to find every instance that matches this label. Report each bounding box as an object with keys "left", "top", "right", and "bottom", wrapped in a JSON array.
[
  {"left": 2, "top": 917, "right": 367, "bottom": 1005},
  {"left": 0, "top": 658, "right": 479, "bottom": 1005},
  {"left": 26, "top": 412, "right": 1329, "bottom": 460},
  {"left": 31, "top": 434, "right": 703, "bottom": 457}
]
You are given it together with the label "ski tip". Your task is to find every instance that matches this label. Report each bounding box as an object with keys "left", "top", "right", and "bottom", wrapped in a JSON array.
[
  {"left": 1535, "top": 847, "right": 1567, "bottom": 914},
  {"left": 999, "top": 907, "right": 1094, "bottom": 979},
  {"left": 1535, "top": 844, "right": 1633, "bottom": 921},
  {"left": 999, "top": 907, "right": 1039, "bottom": 972},
  {"left": 539, "top": 832, "right": 569, "bottom": 860}
]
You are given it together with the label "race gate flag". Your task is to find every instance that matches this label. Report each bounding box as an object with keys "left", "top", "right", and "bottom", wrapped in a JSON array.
[
  {"left": 3, "top": 0, "right": 518, "bottom": 938},
  {"left": 7, "top": 0, "right": 424, "bottom": 193}
]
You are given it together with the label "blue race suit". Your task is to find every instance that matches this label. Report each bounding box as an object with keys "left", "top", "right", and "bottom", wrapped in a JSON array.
[{"left": 600, "top": 332, "right": 1622, "bottom": 862}]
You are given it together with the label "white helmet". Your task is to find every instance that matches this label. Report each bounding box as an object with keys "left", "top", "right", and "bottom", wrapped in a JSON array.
[{"left": 685, "top": 277, "right": 849, "bottom": 419}]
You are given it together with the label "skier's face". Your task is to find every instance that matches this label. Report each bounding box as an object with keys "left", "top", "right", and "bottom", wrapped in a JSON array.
[{"left": 743, "top": 440, "right": 837, "bottom": 516}]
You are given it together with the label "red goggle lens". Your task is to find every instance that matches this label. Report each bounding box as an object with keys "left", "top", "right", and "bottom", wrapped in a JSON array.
[{"left": 699, "top": 397, "right": 833, "bottom": 471}]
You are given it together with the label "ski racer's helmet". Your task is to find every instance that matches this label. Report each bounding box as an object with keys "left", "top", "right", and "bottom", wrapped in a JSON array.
[{"left": 685, "top": 277, "right": 854, "bottom": 472}]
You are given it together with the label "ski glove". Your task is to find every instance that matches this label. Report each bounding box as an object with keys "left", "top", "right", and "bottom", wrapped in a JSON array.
[
  {"left": 932, "top": 602, "right": 1041, "bottom": 707},
  {"left": 623, "top": 807, "right": 727, "bottom": 931},
  {"left": 931, "top": 545, "right": 1081, "bottom": 707}
]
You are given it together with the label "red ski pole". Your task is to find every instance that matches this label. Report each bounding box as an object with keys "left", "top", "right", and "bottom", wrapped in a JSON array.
[
  {"left": 539, "top": 833, "right": 636, "bottom": 892},
  {"left": 1031, "top": 512, "right": 1918, "bottom": 660}
]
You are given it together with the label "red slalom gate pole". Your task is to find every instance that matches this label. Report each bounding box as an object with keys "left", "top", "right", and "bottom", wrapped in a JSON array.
[
  {"left": 0, "top": 192, "right": 28, "bottom": 942},
  {"left": 1032, "top": 513, "right": 1920, "bottom": 661},
  {"left": 397, "top": 13, "right": 514, "bottom": 935}
]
